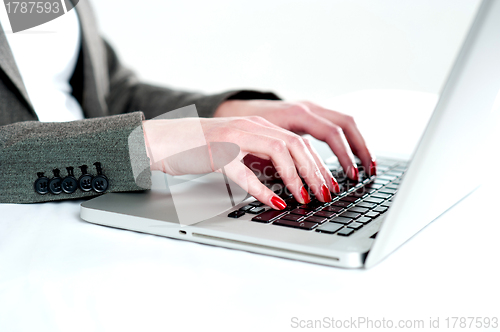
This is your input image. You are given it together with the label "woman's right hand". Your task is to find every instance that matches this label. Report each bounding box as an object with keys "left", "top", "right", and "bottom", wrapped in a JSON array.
[{"left": 142, "top": 116, "right": 339, "bottom": 210}]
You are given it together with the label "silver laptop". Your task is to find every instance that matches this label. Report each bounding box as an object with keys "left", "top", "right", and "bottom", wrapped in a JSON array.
[{"left": 80, "top": 0, "right": 500, "bottom": 268}]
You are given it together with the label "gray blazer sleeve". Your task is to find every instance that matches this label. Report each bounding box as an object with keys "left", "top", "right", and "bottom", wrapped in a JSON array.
[{"left": 0, "top": 112, "right": 151, "bottom": 203}]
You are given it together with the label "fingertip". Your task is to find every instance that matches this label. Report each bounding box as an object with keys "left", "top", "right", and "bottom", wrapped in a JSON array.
[
  {"left": 320, "top": 184, "right": 332, "bottom": 203},
  {"left": 349, "top": 165, "right": 359, "bottom": 181},
  {"left": 370, "top": 159, "right": 377, "bottom": 176},
  {"left": 300, "top": 186, "right": 311, "bottom": 204},
  {"left": 331, "top": 177, "right": 340, "bottom": 194},
  {"left": 270, "top": 195, "right": 287, "bottom": 210}
]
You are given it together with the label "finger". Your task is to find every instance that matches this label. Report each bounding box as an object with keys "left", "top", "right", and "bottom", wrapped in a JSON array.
[
  {"left": 226, "top": 128, "right": 313, "bottom": 204},
  {"left": 302, "top": 136, "right": 340, "bottom": 194},
  {"left": 287, "top": 111, "right": 359, "bottom": 181},
  {"left": 308, "top": 106, "right": 376, "bottom": 176},
  {"left": 230, "top": 118, "right": 331, "bottom": 202},
  {"left": 223, "top": 158, "right": 287, "bottom": 210},
  {"left": 338, "top": 115, "right": 376, "bottom": 176}
]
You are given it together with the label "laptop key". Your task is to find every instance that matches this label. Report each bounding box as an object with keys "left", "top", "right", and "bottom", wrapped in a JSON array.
[
  {"left": 340, "top": 212, "right": 362, "bottom": 219},
  {"left": 351, "top": 187, "right": 369, "bottom": 197},
  {"left": 371, "top": 193, "right": 392, "bottom": 199},
  {"left": 304, "top": 216, "right": 328, "bottom": 224},
  {"left": 331, "top": 201, "right": 353, "bottom": 208},
  {"left": 356, "top": 216, "right": 372, "bottom": 224},
  {"left": 239, "top": 205, "right": 254, "bottom": 212},
  {"left": 385, "top": 171, "right": 402, "bottom": 177},
  {"left": 365, "top": 211, "right": 380, "bottom": 218},
  {"left": 373, "top": 206, "right": 388, "bottom": 213},
  {"left": 249, "top": 201, "right": 264, "bottom": 207},
  {"left": 281, "top": 213, "right": 303, "bottom": 222},
  {"left": 378, "top": 174, "right": 397, "bottom": 181},
  {"left": 248, "top": 206, "right": 266, "bottom": 214},
  {"left": 290, "top": 208, "right": 312, "bottom": 216},
  {"left": 378, "top": 188, "right": 397, "bottom": 194},
  {"left": 340, "top": 196, "right": 360, "bottom": 203},
  {"left": 337, "top": 228, "right": 355, "bottom": 236},
  {"left": 362, "top": 187, "right": 377, "bottom": 194},
  {"left": 273, "top": 219, "right": 318, "bottom": 230},
  {"left": 330, "top": 216, "right": 353, "bottom": 224},
  {"left": 251, "top": 210, "right": 287, "bottom": 223},
  {"left": 380, "top": 201, "right": 392, "bottom": 207},
  {"left": 322, "top": 205, "right": 344, "bottom": 213},
  {"left": 314, "top": 210, "right": 337, "bottom": 218},
  {"left": 228, "top": 210, "right": 245, "bottom": 218},
  {"left": 364, "top": 197, "right": 384, "bottom": 204},
  {"left": 347, "top": 221, "right": 363, "bottom": 230},
  {"left": 316, "top": 222, "right": 344, "bottom": 234},
  {"left": 298, "top": 201, "right": 325, "bottom": 210},
  {"left": 284, "top": 198, "right": 299, "bottom": 208},
  {"left": 357, "top": 202, "right": 376, "bottom": 209},
  {"left": 374, "top": 179, "right": 390, "bottom": 185},
  {"left": 348, "top": 207, "right": 369, "bottom": 214}
]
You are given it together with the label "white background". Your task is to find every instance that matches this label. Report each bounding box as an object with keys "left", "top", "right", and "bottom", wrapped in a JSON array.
[{"left": 92, "top": 0, "right": 479, "bottom": 100}]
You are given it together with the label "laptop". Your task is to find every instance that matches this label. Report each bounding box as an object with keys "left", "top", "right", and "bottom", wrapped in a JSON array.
[{"left": 80, "top": 0, "right": 500, "bottom": 268}]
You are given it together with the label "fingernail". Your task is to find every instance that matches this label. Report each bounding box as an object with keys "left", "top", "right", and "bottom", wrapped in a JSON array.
[
  {"left": 300, "top": 186, "right": 311, "bottom": 204},
  {"left": 351, "top": 165, "right": 359, "bottom": 180},
  {"left": 270, "top": 196, "right": 287, "bottom": 210},
  {"left": 370, "top": 160, "right": 377, "bottom": 176},
  {"left": 331, "top": 178, "right": 340, "bottom": 194},
  {"left": 321, "top": 184, "right": 332, "bottom": 202}
]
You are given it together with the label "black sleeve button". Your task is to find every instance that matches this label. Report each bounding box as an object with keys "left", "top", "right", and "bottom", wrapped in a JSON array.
[
  {"left": 61, "top": 167, "right": 78, "bottom": 194},
  {"left": 49, "top": 169, "right": 63, "bottom": 195},
  {"left": 91, "top": 162, "right": 108, "bottom": 193},
  {"left": 34, "top": 172, "right": 49, "bottom": 195},
  {"left": 78, "top": 165, "right": 93, "bottom": 192}
]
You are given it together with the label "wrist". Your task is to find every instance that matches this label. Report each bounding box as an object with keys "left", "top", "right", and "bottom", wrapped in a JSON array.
[{"left": 213, "top": 100, "right": 245, "bottom": 117}]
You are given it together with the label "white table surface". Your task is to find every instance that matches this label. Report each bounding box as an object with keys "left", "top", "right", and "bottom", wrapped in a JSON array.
[{"left": 1, "top": 90, "right": 499, "bottom": 332}]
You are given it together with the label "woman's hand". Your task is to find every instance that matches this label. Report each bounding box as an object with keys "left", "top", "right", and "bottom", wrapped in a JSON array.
[
  {"left": 214, "top": 100, "right": 377, "bottom": 179},
  {"left": 142, "top": 116, "right": 338, "bottom": 210}
]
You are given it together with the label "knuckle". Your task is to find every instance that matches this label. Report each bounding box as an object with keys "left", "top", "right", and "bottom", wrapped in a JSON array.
[
  {"left": 270, "top": 139, "right": 287, "bottom": 154},
  {"left": 287, "top": 134, "right": 304, "bottom": 148},
  {"left": 233, "top": 118, "right": 251, "bottom": 127},
  {"left": 249, "top": 115, "right": 265, "bottom": 123},
  {"left": 329, "top": 125, "right": 344, "bottom": 137},
  {"left": 344, "top": 115, "right": 356, "bottom": 126},
  {"left": 288, "top": 103, "right": 310, "bottom": 116}
]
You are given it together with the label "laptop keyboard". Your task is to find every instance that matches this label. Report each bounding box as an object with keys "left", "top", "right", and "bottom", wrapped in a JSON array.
[{"left": 227, "top": 158, "right": 407, "bottom": 237}]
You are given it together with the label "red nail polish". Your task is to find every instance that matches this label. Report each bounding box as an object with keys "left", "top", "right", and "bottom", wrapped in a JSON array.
[
  {"left": 321, "top": 184, "right": 332, "bottom": 202},
  {"left": 270, "top": 196, "right": 287, "bottom": 210},
  {"left": 331, "top": 178, "right": 340, "bottom": 194},
  {"left": 300, "top": 186, "right": 311, "bottom": 204},
  {"left": 370, "top": 160, "right": 377, "bottom": 176},
  {"left": 351, "top": 166, "right": 359, "bottom": 180}
]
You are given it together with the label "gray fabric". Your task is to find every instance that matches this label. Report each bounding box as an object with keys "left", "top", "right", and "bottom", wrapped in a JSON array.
[
  {"left": 0, "top": 112, "right": 150, "bottom": 203},
  {"left": 0, "top": 0, "right": 279, "bottom": 204}
]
